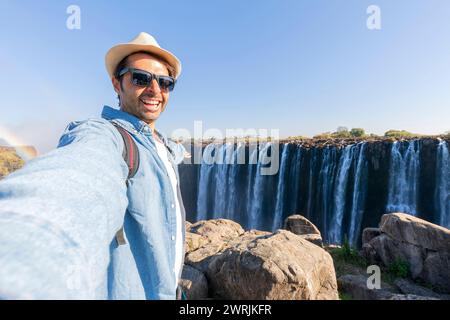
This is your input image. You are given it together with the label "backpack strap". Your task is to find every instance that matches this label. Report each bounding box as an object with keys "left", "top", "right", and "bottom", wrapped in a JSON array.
[
  {"left": 110, "top": 121, "right": 140, "bottom": 246},
  {"left": 110, "top": 122, "right": 140, "bottom": 183}
]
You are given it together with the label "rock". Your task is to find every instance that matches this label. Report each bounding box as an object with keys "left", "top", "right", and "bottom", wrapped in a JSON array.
[
  {"left": 179, "top": 264, "right": 209, "bottom": 300},
  {"left": 185, "top": 232, "right": 209, "bottom": 254},
  {"left": 283, "top": 215, "right": 323, "bottom": 247},
  {"left": 199, "top": 229, "right": 338, "bottom": 300},
  {"left": 283, "top": 214, "right": 321, "bottom": 236},
  {"left": 188, "top": 219, "right": 245, "bottom": 244},
  {"left": 379, "top": 213, "right": 450, "bottom": 252},
  {"left": 337, "top": 274, "right": 397, "bottom": 300},
  {"left": 298, "top": 234, "right": 323, "bottom": 247},
  {"left": 388, "top": 294, "right": 439, "bottom": 300},
  {"left": 362, "top": 213, "right": 450, "bottom": 293},
  {"left": 366, "top": 233, "right": 426, "bottom": 278},
  {"left": 362, "top": 228, "right": 381, "bottom": 246},
  {"left": 393, "top": 278, "right": 444, "bottom": 299},
  {"left": 421, "top": 251, "right": 450, "bottom": 293}
]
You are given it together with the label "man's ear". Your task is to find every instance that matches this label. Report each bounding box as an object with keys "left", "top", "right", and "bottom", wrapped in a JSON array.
[{"left": 112, "top": 77, "right": 121, "bottom": 95}]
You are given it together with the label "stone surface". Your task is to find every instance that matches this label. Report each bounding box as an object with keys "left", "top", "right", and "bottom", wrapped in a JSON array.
[
  {"left": 379, "top": 213, "right": 450, "bottom": 252},
  {"left": 179, "top": 264, "right": 209, "bottom": 300},
  {"left": 283, "top": 214, "right": 321, "bottom": 236},
  {"left": 337, "top": 274, "right": 397, "bottom": 300},
  {"left": 362, "top": 213, "right": 450, "bottom": 293},
  {"left": 197, "top": 229, "right": 338, "bottom": 300},
  {"left": 362, "top": 227, "right": 381, "bottom": 246},
  {"left": 367, "top": 233, "right": 426, "bottom": 278},
  {"left": 185, "top": 232, "right": 209, "bottom": 254},
  {"left": 188, "top": 218, "right": 245, "bottom": 244},
  {"left": 421, "top": 251, "right": 450, "bottom": 293},
  {"left": 298, "top": 234, "right": 323, "bottom": 247},
  {"left": 393, "top": 278, "right": 445, "bottom": 299},
  {"left": 388, "top": 294, "right": 439, "bottom": 300}
]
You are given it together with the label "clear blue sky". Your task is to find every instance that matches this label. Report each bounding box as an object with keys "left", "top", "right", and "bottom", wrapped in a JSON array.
[{"left": 1, "top": 0, "right": 450, "bottom": 153}]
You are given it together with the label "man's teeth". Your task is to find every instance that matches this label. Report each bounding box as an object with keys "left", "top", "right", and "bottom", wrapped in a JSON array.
[{"left": 141, "top": 99, "right": 160, "bottom": 105}]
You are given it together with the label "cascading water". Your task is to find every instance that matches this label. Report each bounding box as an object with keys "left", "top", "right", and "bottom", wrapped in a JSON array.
[
  {"left": 272, "top": 143, "right": 290, "bottom": 231},
  {"left": 248, "top": 142, "right": 272, "bottom": 230},
  {"left": 348, "top": 143, "right": 368, "bottom": 246},
  {"left": 328, "top": 145, "right": 356, "bottom": 244},
  {"left": 435, "top": 140, "right": 450, "bottom": 228},
  {"left": 386, "top": 140, "right": 420, "bottom": 215},
  {"left": 183, "top": 138, "right": 449, "bottom": 247}
]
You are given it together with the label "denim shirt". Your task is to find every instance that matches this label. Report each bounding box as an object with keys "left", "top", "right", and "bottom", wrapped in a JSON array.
[{"left": 0, "top": 105, "right": 186, "bottom": 300}]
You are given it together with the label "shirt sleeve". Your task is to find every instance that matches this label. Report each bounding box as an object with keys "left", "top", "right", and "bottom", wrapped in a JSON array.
[{"left": 0, "top": 119, "right": 129, "bottom": 299}]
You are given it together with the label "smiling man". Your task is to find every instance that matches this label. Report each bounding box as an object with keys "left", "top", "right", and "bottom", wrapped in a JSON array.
[{"left": 0, "top": 32, "right": 187, "bottom": 300}]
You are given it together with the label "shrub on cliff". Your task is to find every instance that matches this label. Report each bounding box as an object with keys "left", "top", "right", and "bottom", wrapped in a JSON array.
[
  {"left": 349, "top": 128, "right": 366, "bottom": 137},
  {"left": 384, "top": 130, "right": 417, "bottom": 138}
]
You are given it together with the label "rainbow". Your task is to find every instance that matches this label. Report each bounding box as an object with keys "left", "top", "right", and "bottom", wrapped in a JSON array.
[{"left": 0, "top": 126, "right": 38, "bottom": 161}]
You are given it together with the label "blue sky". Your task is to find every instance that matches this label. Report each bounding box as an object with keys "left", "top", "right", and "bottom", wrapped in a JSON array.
[{"left": 1, "top": 0, "right": 450, "bottom": 153}]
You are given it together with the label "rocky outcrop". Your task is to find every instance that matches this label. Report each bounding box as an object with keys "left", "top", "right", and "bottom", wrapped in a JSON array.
[
  {"left": 362, "top": 213, "right": 450, "bottom": 293},
  {"left": 337, "top": 274, "right": 397, "bottom": 300},
  {"left": 283, "top": 215, "right": 323, "bottom": 247},
  {"left": 182, "top": 219, "right": 338, "bottom": 300},
  {"left": 179, "top": 264, "right": 209, "bottom": 300}
]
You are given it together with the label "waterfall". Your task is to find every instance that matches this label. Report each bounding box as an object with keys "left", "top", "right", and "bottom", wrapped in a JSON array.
[
  {"left": 272, "top": 143, "right": 289, "bottom": 231},
  {"left": 386, "top": 140, "right": 420, "bottom": 215},
  {"left": 318, "top": 147, "right": 338, "bottom": 243},
  {"left": 329, "top": 145, "right": 357, "bottom": 244},
  {"left": 245, "top": 145, "right": 259, "bottom": 228},
  {"left": 226, "top": 142, "right": 245, "bottom": 222},
  {"left": 435, "top": 140, "right": 450, "bottom": 228},
  {"left": 196, "top": 143, "right": 217, "bottom": 221},
  {"left": 248, "top": 142, "right": 272, "bottom": 230},
  {"left": 286, "top": 147, "right": 303, "bottom": 217},
  {"left": 182, "top": 138, "right": 449, "bottom": 248},
  {"left": 348, "top": 143, "right": 368, "bottom": 246}
]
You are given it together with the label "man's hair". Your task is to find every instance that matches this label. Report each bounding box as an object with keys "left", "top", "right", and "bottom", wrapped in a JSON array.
[{"left": 114, "top": 51, "right": 175, "bottom": 105}]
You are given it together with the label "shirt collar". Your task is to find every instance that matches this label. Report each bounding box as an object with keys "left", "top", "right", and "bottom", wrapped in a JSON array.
[{"left": 101, "top": 105, "right": 170, "bottom": 146}]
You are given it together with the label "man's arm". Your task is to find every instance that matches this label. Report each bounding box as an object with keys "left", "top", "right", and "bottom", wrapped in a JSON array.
[{"left": 0, "top": 119, "right": 129, "bottom": 299}]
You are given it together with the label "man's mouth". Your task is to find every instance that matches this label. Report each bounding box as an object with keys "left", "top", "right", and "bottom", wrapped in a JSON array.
[{"left": 140, "top": 98, "right": 161, "bottom": 112}]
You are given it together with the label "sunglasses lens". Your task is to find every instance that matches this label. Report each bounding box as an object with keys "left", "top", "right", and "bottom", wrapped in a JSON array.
[
  {"left": 158, "top": 76, "right": 175, "bottom": 91},
  {"left": 132, "top": 71, "right": 152, "bottom": 86}
]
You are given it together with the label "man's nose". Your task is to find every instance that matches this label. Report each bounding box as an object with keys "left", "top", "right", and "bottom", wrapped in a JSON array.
[{"left": 144, "top": 79, "right": 162, "bottom": 95}]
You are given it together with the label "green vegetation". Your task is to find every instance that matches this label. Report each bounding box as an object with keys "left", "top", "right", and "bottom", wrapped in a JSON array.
[
  {"left": 314, "top": 127, "right": 368, "bottom": 139},
  {"left": 327, "top": 236, "right": 367, "bottom": 279},
  {"left": 339, "top": 292, "right": 353, "bottom": 300},
  {"left": 387, "top": 258, "right": 409, "bottom": 278},
  {"left": 349, "top": 128, "right": 366, "bottom": 137},
  {"left": 384, "top": 130, "right": 418, "bottom": 138}
]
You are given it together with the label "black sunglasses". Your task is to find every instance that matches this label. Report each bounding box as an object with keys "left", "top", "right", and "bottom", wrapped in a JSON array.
[{"left": 118, "top": 67, "right": 176, "bottom": 92}]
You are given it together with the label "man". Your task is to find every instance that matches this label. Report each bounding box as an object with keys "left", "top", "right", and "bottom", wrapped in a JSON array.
[{"left": 0, "top": 32, "right": 187, "bottom": 299}]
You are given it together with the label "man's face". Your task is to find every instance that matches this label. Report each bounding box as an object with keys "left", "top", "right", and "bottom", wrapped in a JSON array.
[{"left": 112, "top": 52, "right": 170, "bottom": 127}]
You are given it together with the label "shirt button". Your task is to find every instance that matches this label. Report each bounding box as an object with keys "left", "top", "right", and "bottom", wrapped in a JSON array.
[
  {"left": 171, "top": 203, "right": 175, "bottom": 209},
  {"left": 171, "top": 235, "right": 175, "bottom": 241}
]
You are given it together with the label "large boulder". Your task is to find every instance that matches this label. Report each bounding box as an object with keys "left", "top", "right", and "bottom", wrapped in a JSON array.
[
  {"left": 362, "top": 213, "right": 450, "bottom": 293},
  {"left": 188, "top": 218, "right": 245, "bottom": 244},
  {"left": 379, "top": 213, "right": 450, "bottom": 252},
  {"left": 187, "top": 229, "right": 338, "bottom": 300},
  {"left": 283, "top": 214, "right": 323, "bottom": 247},
  {"left": 179, "top": 264, "right": 209, "bottom": 300}
]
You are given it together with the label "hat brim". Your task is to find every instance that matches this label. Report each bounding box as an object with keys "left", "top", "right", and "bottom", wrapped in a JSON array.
[{"left": 105, "top": 43, "right": 182, "bottom": 79}]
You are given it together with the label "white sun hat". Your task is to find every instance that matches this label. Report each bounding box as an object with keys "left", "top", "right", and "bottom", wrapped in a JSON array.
[{"left": 105, "top": 32, "right": 182, "bottom": 79}]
